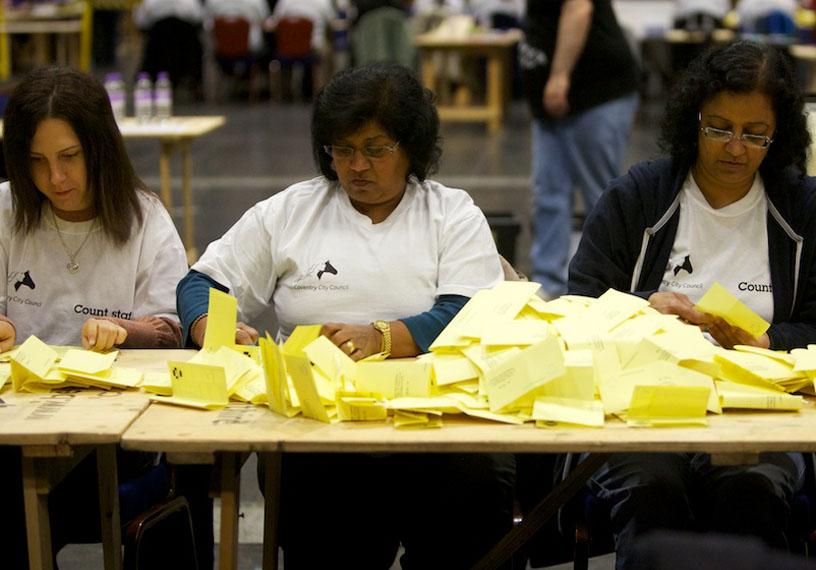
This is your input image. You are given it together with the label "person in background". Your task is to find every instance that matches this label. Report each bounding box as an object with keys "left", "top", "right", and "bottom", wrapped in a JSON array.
[
  {"left": 521, "top": 0, "right": 640, "bottom": 300},
  {"left": 0, "top": 66, "right": 194, "bottom": 567},
  {"left": 134, "top": 0, "right": 205, "bottom": 96},
  {"left": 269, "top": 0, "right": 335, "bottom": 100},
  {"left": 669, "top": 0, "right": 732, "bottom": 77},
  {"left": 205, "top": 0, "right": 271, "bottom": 58},
  {"left": 177, "top": 62, "right": 515, "bottom": 570},
  {"left": 673, "top": 0, "right": 730, "bottom": 32},
  {"left": 469, "top": 0, "right": 523, "bottom": 29},
  {"left": 737, "top": 0, "right": 798, "bottom": 35},
  {"left": 568, "top": 40, "right": 813, "bottom": 568}
]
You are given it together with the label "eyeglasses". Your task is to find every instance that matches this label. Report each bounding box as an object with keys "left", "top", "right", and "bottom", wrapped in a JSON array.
[
  {"left": 698, "top": 114, "right": 773, "bottom": 149},
  {"left": 323, "top": 141, "right": 400, "bottom": 161}
]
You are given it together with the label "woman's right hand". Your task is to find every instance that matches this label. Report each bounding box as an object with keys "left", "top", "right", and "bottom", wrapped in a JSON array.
[
  {"left": 647, "top": 291, "right": 708, "bottom": 327},
  {"left": 0, "top": 320, "right": 15, "bottom": 352},
  {"left": 191, "top": 315, "right": 259, "bottom": 347}
]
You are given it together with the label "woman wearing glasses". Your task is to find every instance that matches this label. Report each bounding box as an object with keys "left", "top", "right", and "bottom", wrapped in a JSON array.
[
  {"left": 176, "top": 62, "right": 514, "bottom": 569},
  {"left": 567, "top": 40, "right": 812, "bottom": 567}
]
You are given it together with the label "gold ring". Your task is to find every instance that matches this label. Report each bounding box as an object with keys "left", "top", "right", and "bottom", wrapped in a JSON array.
[{"left": 346, "top": 340, "right": 356, "bottom": 353}]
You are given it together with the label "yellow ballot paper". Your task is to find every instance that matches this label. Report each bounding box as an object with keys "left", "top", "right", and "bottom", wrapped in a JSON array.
[
  {"left": 480, "top": 320, "right": 552, "bottom": 347},
  {"left": 336, "top": 391, "right": 388, "bottom": 421},
  {"left": 627, "top": 385, "right": 710, "bottom": 427},
  {"left": 715, "top": 380, "right": 803, "bottom": 410},
  {"left": 694, "top": 282, "right": 770, "bottom": 339},
  {"left": 533, "top": 397, "right": 604, "bottom": 428},
  {"left": 715, "top": 350, "right": 799, "bottom": 392},
  {"left": 203, "top": 288, "right": 238, "bottom": 352},
  {"left": 303, "top": 335, "right": 355, "bottom": 384},
  {"left": 582, "top": 289, "right": 650, "bottom": 333},
  {"left": 430, "top": 281, "right": 542, "bottom": 350},
  {"left": 791, "top": 345, "right": 816, "bottom": 376},
  {"left": 283, "top": 325, "right": 322, "bottom": 355},
  {"left": 427, "top": 352, "right": 480, "bottom": 387},
  {"left": 160, "top": 360, "right": 229, "bottom": 409},
  {"left": 140, "top": 372, "right": 173, "bottom": 396},
  {"left": 58, "top": 349, "right": 117, "bottom": 375},
  {"left": 600, "top": 360, "right": 718, "bottom": 415},
  {"left": 284, "top": 352, "right": 332, "bottom": 423},
  {"left": 10, "top": 335, "right": 58, "bottom": 392},
  {"left": 355, "top": 360, "right": 432, "bottom": 399},
  {"left": 260, "top": 334, "right": 291, "bottom": 416},
  {"left": 393, "top": 409, "right": 443, "bottom": 429},
  {"left": 483, "top": 335, "right": 566, "bottom": 412}
]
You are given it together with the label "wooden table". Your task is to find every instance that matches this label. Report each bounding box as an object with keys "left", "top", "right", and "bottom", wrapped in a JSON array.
[
  {"left": 414, "top": 28, "right": 521, "bottom": 133},
  {"left": 0, "top": 348, "right": 189, "bottom": 570},
  {"left": 117, "top": 116, "right": 226, "bottom": 264},
  {"left": 0, "top": 1, "right": 92, "bottom": 80},
  {"left": 122, "top": 392, "right": 816, "bottom": 570}
]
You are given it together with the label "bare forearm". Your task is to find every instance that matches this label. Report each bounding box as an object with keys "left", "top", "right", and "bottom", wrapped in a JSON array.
[
  {"left": 550, "top": 0, "right": 593, "bottom": 78},
  {"left": 389, "top": 320, "right": 421, "bottom": 358}
]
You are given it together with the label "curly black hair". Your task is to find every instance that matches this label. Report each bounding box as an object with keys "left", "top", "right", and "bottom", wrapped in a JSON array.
[
  {"left": 659, "top": 40, "right": 810, "bottom": 178},
  {"left": 311, "top": 62, "right": 442, "bottom": 182}
]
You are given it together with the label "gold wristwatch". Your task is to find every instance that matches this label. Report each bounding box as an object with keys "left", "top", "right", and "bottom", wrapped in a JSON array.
[{"left": 371, "top": 320, "right": 392, "bottom": 357}]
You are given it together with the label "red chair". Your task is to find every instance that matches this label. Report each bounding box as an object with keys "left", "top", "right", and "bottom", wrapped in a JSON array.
[
  {"left": 212, "top": 17, "right": 261, "bottom": 101},
  {"left": 273, "top": 17, "right": 318, "bottom": 101}
]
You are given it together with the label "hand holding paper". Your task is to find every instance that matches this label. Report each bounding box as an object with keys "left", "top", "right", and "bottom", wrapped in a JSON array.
[{"left": 694, "top": 282, "right": 770, "bottom": 343}]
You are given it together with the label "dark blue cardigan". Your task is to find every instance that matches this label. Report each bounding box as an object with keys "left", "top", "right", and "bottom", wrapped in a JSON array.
[{"left": 568, "top": 157, "right": 816, "bottom": 350}]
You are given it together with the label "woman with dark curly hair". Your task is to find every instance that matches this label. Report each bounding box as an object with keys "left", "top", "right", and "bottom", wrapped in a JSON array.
[
  {"left": 176, "top": 62, "right": 515, "bottom": 569},
  {"left": 568, "top": 40, "right": 811, "bottom": 567}
]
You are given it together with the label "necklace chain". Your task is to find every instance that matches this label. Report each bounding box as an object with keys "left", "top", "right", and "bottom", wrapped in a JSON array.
[{"left": 51, "top": 208, "right": 95, "bottom": 274}]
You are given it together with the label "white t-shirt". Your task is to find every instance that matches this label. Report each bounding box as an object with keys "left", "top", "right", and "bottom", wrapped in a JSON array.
[
  {"left": 134, "top": 0, "right": 204, "bottom": 28},
  {"left": 737, "top": 0, "right": 797, "bottom": 22},
  {"left": 660, "top": 173, "right": 774, "bottom": 323},
  {"left": 192, "top": 176, "right": 503, "bottom": 340},
  {"left": 0, "top": 184, "right": 188, "bottom": 346},
  {"left": 673, "top": 0, "right": 730, "bottom": 19}
]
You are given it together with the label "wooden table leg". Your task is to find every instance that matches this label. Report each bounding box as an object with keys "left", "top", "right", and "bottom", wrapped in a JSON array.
[
  {"left": 262, "top": 451, "right": 282, "bottom": 570},
  {"left": 219, "top": 452, "right": 242, "bottom": 570},
  {"left": 96, "top": 445, "right": 122, "bottom": 570},
  {"left": 471, "top": 452, "right": 612, "bottom": 570},
  {"left": 180, "top": 139, "right": 197, "bottom": 263},
  {"left": 159, "top": 141, "right": 173, "bottom": 213},
  {"left": 486, "top": 52, "right": 502, "bottom": 134},
  {"left": 21, "top": 454, "right": 53, "bottom": 570}
]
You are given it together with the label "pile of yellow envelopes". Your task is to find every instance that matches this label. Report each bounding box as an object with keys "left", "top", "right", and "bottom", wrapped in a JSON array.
[{"left": 4, "top": 283, "right": 816, "bottom": 430}]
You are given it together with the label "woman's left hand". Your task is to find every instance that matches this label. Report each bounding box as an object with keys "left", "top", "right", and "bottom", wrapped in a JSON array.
[
  {"left": 321, "top": 322, "right": 382, "bottom": 362},
  {"left": 706, "top": 315, "right": 770, "bottom": 350},
  {"left": 82, "top": 318, "right": 127, "bottom": 351}
]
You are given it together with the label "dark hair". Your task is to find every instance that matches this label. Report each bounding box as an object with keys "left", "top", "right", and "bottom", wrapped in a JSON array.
[
  {"left": 311, "top": 62, "right": 442, "bottom": 181},
  {"left": 3, "top": 66, "right": 146, "bottom": 245},
  {"left": 659, "top": 40, "right": 810, "bottom": 178}
]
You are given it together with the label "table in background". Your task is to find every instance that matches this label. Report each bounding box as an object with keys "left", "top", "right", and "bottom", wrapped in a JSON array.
[
  {"left": 122, "top": 393, "right": 816, "bottom": 570},
  {"left": 414, "top": 28, "right": 521, "bottom": 133},
  {"left": 0, "top": 1, "right": 91, "bottom": 80},
  {"left": 117, "top": 116, "right": 226, "bottom": 264}
]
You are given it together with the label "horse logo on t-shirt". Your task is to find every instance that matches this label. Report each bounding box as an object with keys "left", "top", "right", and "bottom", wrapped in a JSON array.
[
  {"left": 673, "top": 255, "right": 693, "bottom": 277},
  {"left": 316, "top": 261, "right": 338, "bottom": 280}
]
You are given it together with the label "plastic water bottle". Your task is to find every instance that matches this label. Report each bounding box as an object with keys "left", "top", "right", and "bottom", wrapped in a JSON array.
[
  {"left": 134, "top": 72, "right": 153, "bottom": 124},
  {"left": 103, "top": 72, "right": 125, "bottom": 123},
  {"left": 154, "top": 71, "right": 172, "bottom": 122}
]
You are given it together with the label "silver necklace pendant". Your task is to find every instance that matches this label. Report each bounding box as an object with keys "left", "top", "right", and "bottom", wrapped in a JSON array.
[{"left": 67, "top": 261, "right": 79, "bottom": 274}]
